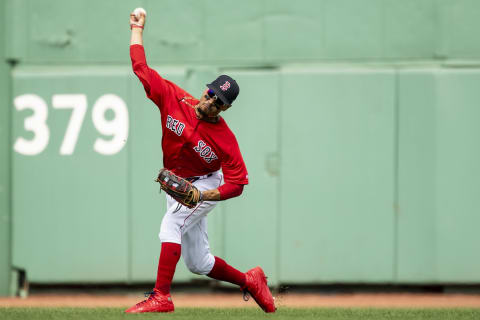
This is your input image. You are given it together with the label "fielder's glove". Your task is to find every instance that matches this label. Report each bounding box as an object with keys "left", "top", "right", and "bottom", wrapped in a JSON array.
[{"left": 155, "top": 169, "right": 203, "bottom": 208}]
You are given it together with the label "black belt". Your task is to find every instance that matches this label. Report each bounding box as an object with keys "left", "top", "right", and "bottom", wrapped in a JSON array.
[{"left": 186, "top": 173, "right": 213, "bottom": 183}]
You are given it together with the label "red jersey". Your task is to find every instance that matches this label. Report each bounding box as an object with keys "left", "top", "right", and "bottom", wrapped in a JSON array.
[{"left": 130, "top": 45, "right": 248, "bottom": 185}]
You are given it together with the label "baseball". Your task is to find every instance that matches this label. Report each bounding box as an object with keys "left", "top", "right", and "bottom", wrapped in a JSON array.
[{"left": 133, "top": 7, "right": 146, "bottom": 19}]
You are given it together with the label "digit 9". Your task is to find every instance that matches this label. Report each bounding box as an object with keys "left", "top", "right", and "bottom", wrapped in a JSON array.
[{"left": 92, "top": 94, "right": 129, "bottom": 155}]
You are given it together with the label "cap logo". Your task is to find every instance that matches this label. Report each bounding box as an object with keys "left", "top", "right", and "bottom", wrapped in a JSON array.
[{"left": 220, "top": 81, "right": 231, "bottom": 91}]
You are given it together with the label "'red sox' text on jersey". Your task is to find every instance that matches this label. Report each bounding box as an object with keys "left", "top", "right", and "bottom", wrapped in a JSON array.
[{"left": 130, "top": 44, "right": 248, "bottom": 185}]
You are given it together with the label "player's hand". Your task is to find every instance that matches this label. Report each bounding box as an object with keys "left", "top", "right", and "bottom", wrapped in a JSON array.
[{"left": 130, "top": 11, "right": 146, "bottom": 29}]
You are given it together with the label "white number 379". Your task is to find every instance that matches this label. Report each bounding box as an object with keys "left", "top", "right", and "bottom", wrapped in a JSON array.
[{"left": 14, "top": 93, "right": 129, "bottom": 156}]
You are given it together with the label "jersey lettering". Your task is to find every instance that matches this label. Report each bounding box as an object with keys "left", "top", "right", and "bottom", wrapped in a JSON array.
[
  {"left": 166, "top": 115, "right": 185, "bottom": 136},
  {"left": 193, "top": 140, "right": 206, "bottom": 152},
  {"left": 194, "top": 140, "right": 218, "bottom": 163},
  {"left": 204, "top": 152, "right": 218, "bottom": 163},
  {"left": 200, "top": 146, "right": 211, "bottom": 157}
]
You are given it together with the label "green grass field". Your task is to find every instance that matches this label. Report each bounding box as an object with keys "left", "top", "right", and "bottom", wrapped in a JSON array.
[{"left": 1, "top": 307, "right": 480, "bottom": 320}]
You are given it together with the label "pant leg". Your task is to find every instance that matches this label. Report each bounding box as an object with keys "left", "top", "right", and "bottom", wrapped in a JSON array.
[{"left": 181, "top": 217, "right": 215, "bottom": 275}]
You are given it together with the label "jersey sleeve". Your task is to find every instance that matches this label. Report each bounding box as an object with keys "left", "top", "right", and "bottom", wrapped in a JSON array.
[
  {"left": 218, "top": 183, "right": 244, "bottom": 200},
  {"left": 220, "top": 134, "right": 249, "bottom": 185},
  {"left": 130, "top": 44, "right": 184, "bottom": 112}
]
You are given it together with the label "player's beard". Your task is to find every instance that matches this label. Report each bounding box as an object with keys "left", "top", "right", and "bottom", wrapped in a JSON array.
[
  {"left": 199, "top": 103, "right": 214, "bottom": 116},
  {"left": 197, "top": 105, "right": 209, "bottom": 118},
  {"left": 197, "top": 104, "right": 219, "bottom": 122}
]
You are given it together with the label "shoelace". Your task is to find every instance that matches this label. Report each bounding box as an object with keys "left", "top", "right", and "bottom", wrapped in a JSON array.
[
  {"left": 144, "top": 291, "right": 155, "bottom": 298},
  {"left": 134, "top": 291, "right": 156, "bottom": 306},
  {"left": 173, "top": 203, "right": 182, "bottom": 213},
  {"left": 157, "top": 185, "right": 182, "bottom": 213}
]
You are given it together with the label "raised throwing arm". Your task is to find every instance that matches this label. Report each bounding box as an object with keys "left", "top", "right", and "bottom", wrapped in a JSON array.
[{"left": 130, "top": 9, "right": 145, "bottom": 45}]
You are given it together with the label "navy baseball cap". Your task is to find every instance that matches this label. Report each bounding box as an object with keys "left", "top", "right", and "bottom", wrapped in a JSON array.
[{"left": 206, "top": 75, "right": 239, "bottom": 106}]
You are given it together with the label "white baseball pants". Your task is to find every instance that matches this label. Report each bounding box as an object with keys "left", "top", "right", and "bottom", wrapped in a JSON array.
[{"left": 159, "top": 170, "right": 223, "bottom": 275}]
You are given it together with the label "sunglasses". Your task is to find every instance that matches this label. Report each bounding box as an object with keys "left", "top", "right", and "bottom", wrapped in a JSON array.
[{"left": 206, "top": 89, "right": 227, "bottom": 107}]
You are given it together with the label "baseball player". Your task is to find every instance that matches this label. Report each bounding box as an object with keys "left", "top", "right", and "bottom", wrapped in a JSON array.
[{"left": 125, "top": 10, "right": 276, "bottom": 313}]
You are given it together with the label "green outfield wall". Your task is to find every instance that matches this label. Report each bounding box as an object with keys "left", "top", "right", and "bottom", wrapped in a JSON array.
[
  {"left": 0, "top": 60, "right": 11, "bottom": 295},
  {"left": 0, "top": 0, "right": 12, "bottom": 296},
  {"left": 2, "top": 0, "right": 480, "bottom": 294},
  {"left": 6, "top": 0, "right": 480, "bottom": 64}
]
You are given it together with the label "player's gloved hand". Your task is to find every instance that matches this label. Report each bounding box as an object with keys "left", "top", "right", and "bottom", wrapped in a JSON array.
[
  {"left": 156, "top": 169, "right": 203, "bottom": 209},
  {"left": 130, "top": 10, "right": 146, "bottom": 29}
]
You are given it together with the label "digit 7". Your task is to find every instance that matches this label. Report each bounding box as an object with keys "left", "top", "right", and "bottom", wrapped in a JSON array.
[{"left": 52, "top": 94, "right": 87, "bottom": 155}]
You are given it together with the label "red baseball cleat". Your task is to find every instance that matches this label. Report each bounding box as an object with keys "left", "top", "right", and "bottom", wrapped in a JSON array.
[
  {"left": 125, "top": 289, "right": 174, "bottom": 313},
  {"left": 242, "top": 266, "right": 276, "bottom": 313}
]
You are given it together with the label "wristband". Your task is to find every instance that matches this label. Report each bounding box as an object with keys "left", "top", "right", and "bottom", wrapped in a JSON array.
[{"left": 130, "top": 24, "right": 144, "bottom": 30}]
